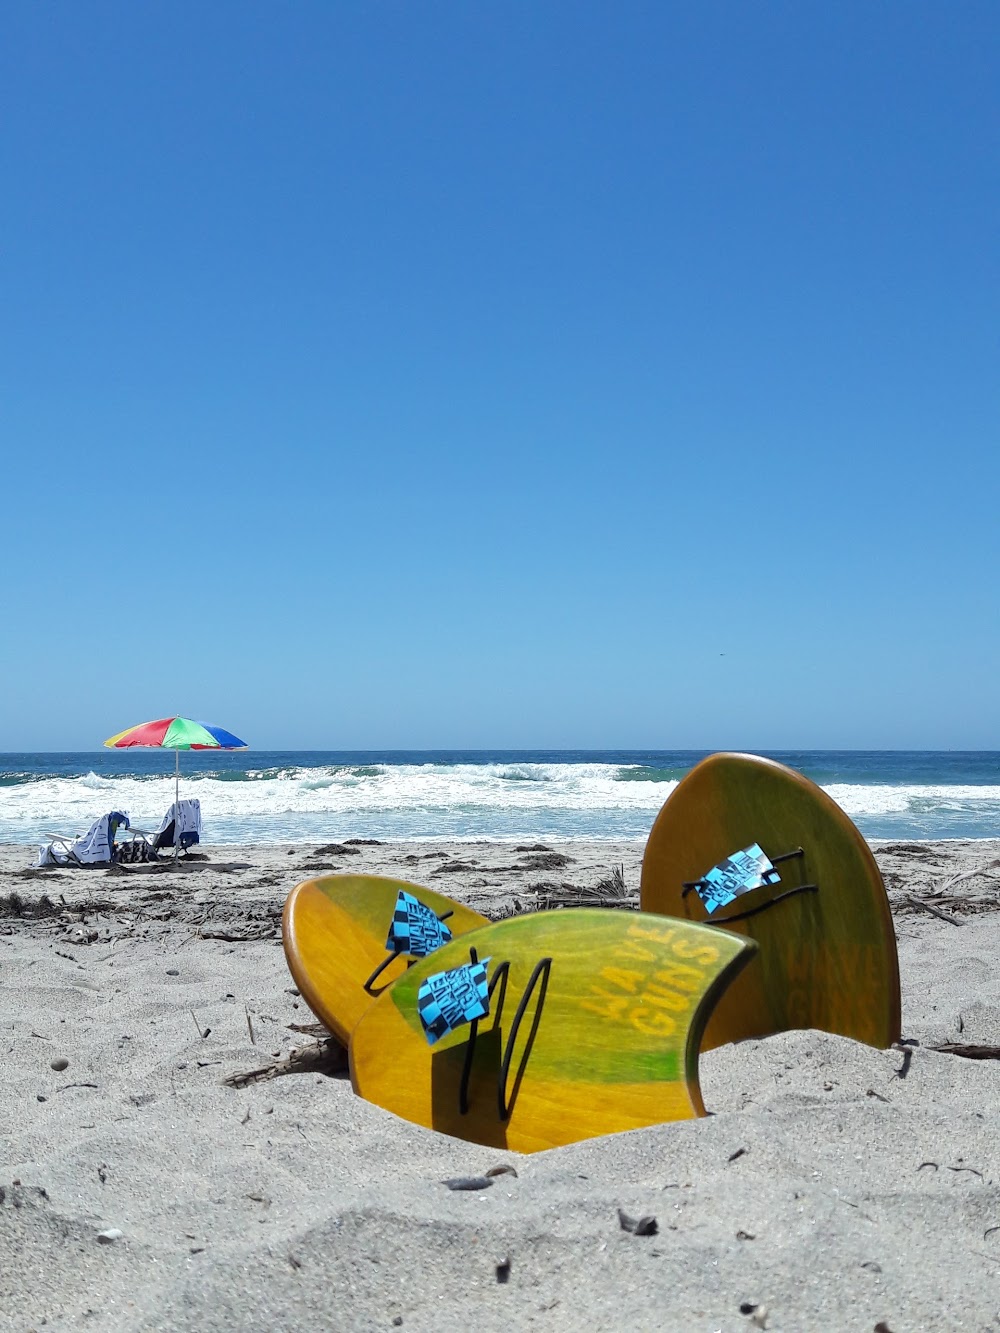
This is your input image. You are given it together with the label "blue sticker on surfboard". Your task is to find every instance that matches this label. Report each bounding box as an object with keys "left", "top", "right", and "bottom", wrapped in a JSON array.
[
  {"left": 385, "top": 890, "right": 453, "bottom": 957},
  {"left": 697, "top": 843, "right": 781, "bottom": 914},
  {"left": 417, "top": 958, "right": 491, "bottom": 1045}
]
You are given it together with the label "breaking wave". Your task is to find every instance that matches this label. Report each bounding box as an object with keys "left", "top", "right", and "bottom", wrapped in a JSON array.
[{"left": 2, "top": 753, "right": 1000, "bottom": 843}]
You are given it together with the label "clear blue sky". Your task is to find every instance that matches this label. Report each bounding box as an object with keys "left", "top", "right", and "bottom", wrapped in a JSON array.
[{"left": 3, "top": 3, "right": 998, "bottom": 751}]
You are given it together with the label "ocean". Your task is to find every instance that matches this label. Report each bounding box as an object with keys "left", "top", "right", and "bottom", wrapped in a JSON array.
[{"left": 2, "top": 750, "right": 999, "bottom": 845}]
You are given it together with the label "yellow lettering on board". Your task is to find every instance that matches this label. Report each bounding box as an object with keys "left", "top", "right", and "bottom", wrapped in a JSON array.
[
  {"left": 579, "top": 986, "right": 631, "bottom": 1021},
  {"left": 599, "top": 967, "right": 645, "bottom": 995},
  {"left": 670, "top": 937, "right": 719, "bottom": 966},
  {"left": 643, "top": 984, "right": 690, "bottom": 1013},
  {"left": 630, "top": 1008, "right": 677, "bottom": 1038},
  {"left": 627, "top": 922, "right": 677, "bottom": 946},
  {"left": 613, "top": 940, "right": 657, "bottom": 964},
  {"left": 652, "top": 961, "right": 704, "bottom": 993}
]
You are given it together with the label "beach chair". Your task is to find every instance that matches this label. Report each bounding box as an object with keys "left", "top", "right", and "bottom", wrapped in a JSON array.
[
  {"left": 150, "top": 798, "right": 202, "bottom": 856},
  {"left": 36, "top": 811, "right": 130, "bottom": 867}
]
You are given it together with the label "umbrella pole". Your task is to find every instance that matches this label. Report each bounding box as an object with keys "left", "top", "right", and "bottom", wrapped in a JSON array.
[{"left": 174, "top": 750, "right": 180, "bottom": 860}]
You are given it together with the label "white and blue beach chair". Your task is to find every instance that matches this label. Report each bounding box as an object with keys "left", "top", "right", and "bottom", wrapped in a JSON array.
[
  {"left": 150, "top": 798, "right": 202, "bottom": 855},
  {"left": 36, "top": 811, "right": 130, "bottom": 867}
]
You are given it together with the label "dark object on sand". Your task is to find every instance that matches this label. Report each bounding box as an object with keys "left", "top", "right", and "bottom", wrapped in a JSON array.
[
  {"left": 617, "top": 1208, "right": 658, "bottom": 1236},
  {"left": 442, "top": 1176, "right": 494, "bottom": 1191},
  {"left": 930, "top": 1042, "right": 1000, "bottom": 1060}
]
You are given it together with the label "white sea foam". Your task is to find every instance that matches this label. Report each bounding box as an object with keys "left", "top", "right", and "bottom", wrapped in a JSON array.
[{"left": 2, "top": 763, "right": 999, "bottom": 844}]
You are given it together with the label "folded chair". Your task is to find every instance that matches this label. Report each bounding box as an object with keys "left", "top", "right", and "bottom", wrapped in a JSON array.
[{"left": 37, "top": 811, "right": 131, "bottom": 867}]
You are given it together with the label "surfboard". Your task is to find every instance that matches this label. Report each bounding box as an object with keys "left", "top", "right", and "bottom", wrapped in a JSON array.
[
  {"left": 282, "top": 874, "right": 489, "bottom": 1045},
  {"left": 349, "top": 908, "right": 756, "bottom": 1153},
  {"left": 640, "top": 752, "right": 900, "bottom": 1050}
]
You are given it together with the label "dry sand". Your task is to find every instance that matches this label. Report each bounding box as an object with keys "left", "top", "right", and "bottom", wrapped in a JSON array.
[{"left": 4, "top": 837, "right": 1000, "bottom": 1331}]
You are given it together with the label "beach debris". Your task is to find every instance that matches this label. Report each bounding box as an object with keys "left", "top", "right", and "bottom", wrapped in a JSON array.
[
  {"left": 224, "top": 1035, "right": 348, "bottom": 1087},
  {"left": 930, "top": 1042, "right": 1000, "bottom": 1061},
  {"left": 736, "top": 1229, "right": 756, "bottom": 1241},
  {"left": 98, "top": 1165, "right": 107, "bottom": 1184},
  {"left": 287, "top": 1254, "right": 302, "bottom": 1271},
  {"left": 69, "top": 927, "right": 99, "bottom": 945},
  {"left": 728, "top": 1148, "right": 747, "bottom": 1163},
  {"left": 617, "top": 1209, "right": 658, "bottom": 1236},
  {"left": 245, "top": 1004, "right": 256, "bottom": 1045},
  {"left": 442, "top": 1176, "right": 494, "bottom": 1191},
  {"left": 937, "top": 858, "right": 1000, "bottom": 894},
  {"left": 866, "top": 1088, "right": 890, "bottom": 1102},
  {"left": 517, "top": 851, "right": 575, "bottom": 870},
  {"left": 166, "top": 968, "right": 179, "bottom": 976},
  {"left": 874, "top": 1323, "right": 895, "bottom": 1333},
  {"left": 947, "top": 1163, "right": 984, "bottom": 1179},
  {"left": 190, "top": 1011, "right": 210, "bottom": 1040},
  {"left": 50, "top": 1057, "right": 69, "bottom": 1072},
  {"left": 200, "top": 926, "right": 274, "bottom": 942},
  {"left": 96, "top": 1228, "right": 124, "bottom": 1244},
  {"left": 36, "top": 1094, "right": 46, "bottom": 1102},
  {"left": 495, "top": 1255, "right": 512, "bottom": 1284},
  {"left": 533, "top": 864, "right": 637, "bottom": 912},
  {"left": 485, "top": 1164, "right": 518, "bottom": 1179},
  {"left": 905, "top": 895, "right": 962, "bottom": 926},
  {"left": 392, "top": 1317, "right": 403, "bottom": 1326}
]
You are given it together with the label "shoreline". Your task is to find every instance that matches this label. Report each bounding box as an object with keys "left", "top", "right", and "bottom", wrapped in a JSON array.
[{"left": 4, "top": 839, "right": 1000, "bottom": 1329}]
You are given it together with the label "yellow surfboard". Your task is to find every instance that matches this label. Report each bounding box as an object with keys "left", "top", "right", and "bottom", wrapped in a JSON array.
[
  {"left": 283, "top": 874, "right": 489, "bottom": 1045},
  {"left": 640, "top": 752, "right": 900, "bottom": 1050},
  {"left": 349, "top": 908, "right": 755, "bottom": 1153}
]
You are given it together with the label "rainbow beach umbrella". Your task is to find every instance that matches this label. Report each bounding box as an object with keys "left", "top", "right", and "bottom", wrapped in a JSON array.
[{"left": 104, "top": 717, "right": 248, "bottom": 826}]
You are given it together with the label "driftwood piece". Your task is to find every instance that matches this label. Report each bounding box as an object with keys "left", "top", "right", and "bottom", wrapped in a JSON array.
[
  {"left": 930, "top": 1043, "right": 1000, "bottom": 1061},
  {"left": 224, "top": 1035, "right": 349, "bottom": 1088},
  {"left": 905, "top": 896, "right": 962, "bottom": 926},
  {"left": 937, "top": 860, "right": 1000, "bottom": 895}
]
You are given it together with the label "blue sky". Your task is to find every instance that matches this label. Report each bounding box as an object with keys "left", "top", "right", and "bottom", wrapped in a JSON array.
[{"left": 2, "top": 3, "right": 998, "bottom": 750}]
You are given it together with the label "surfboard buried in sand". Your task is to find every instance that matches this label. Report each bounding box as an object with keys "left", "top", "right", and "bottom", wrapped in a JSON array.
[
  {"left": 282, "top": 874, "right": 489, "bottom": 1045},
  {"left": 640, "top": 752, "right": 901, "bottom": 1051},
  {"left": 349, "top": 908, "right": 756, "bottom": 1153}
]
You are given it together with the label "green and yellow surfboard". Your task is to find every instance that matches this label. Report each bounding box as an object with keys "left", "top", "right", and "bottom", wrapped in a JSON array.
[{"left": 350, "top": 908, "right": 755, "bottom": 1152}]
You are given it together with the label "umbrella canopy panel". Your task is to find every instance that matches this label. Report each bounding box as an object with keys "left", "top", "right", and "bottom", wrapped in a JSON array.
[{"left": 105, "top": 718, "right": 247, "bottom": 751}]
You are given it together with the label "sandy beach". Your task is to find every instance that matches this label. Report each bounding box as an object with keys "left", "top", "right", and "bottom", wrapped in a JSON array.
[{"left": 4, "top": 837, "right": 1000, "bottom": 1331}]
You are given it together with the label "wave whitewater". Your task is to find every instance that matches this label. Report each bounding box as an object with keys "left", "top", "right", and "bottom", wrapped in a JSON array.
[{"left": 2, "top": 758, "right": 1000, "bottom": 843}]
